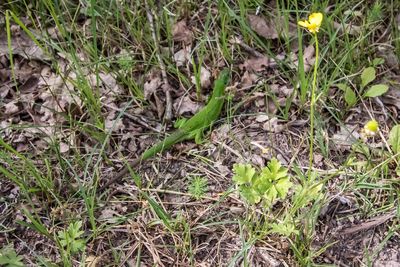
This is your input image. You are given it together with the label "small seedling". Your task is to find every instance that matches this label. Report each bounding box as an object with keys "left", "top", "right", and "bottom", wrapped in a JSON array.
[
  {"left": 232, "top": 158, "right": 292, "bottom": 206},
  {"left": 57, "top": 221, "right": 86, "bottom": 255},
  {"left": 188, "top": 176, "right": 208, "bottom": 200}
]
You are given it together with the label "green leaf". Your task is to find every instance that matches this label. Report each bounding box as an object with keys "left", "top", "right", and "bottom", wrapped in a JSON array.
[
  {"left": 364, "top": 84, "right": 389, "bottom": 97},
  {"left": 336, "top": 83, "right": 349, "bottom": 91},
  {"left": 239, "top": 185, "right": 261, "bottom": 204},
  {"left": 361, "top": 67, "right": 376, "bottom": 87},
  {"left": 232, "top": 163, "right": 256, "bottom": 185},
  {"left": 389, "top": 125, "right": 400, "bottom": 154},
  {"left": 372, "top": 57, "right": 385, "bottom": 66},
  {"left": 188, "top": 176, "right": 208, "bottom": 200},
  {"left": 344, "top": 87, "right": 357, "bottom": 106},
  {"left": 0, "top": 245, "right": 24, "bottom": 267},
  {"left": 337, "top": 83, "right": 357, "bottom": 106},
  {"left": 57, "top": 221, "right": 86, "bottom": 254},
  {"left": 257, "top": 158, "right": 292, "bottom": 203},
  {"left": 270, "top": 222, "right": 299, "bottom": 236}
]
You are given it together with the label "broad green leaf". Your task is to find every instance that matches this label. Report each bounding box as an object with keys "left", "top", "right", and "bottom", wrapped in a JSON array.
[
  {"left": 275, "top": 178, "right": 293, "bottom": 199},
  {"left": 361, "top": 67, "right": 376, "bottom": 87},
  {"left": 337, "top": 83, "right": 358, "bottom": 107},
  {"left": 263, "top": 185, "right": 278, "bottom": 203},
  {"left": 364, "top": 84, "right": 388, "bottom": 97},
  {"left": 372, "top": 57, "right": 385, "bottom": 66},
  {"left": 337, "top": 83, "right": 357, "bottom": 106},
  {"left": 336, "top": 83, "right": 349, "bottom": 91},
  {"left": 239, "top": 186, "right": 261, "bottom": 204},
  {"left": 389, "top": 125, "right": 400, "bottom": 154},
  {"left": 260, "top": 158, "right": 288, "bottom": 181},
  {"left": 232, "top": 163, "right": 256, "bottom": 185}
]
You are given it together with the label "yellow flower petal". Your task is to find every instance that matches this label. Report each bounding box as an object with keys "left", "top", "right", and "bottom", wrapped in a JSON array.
[
  {"left": 298, "top": 20, "right": 310, "bottom": 28},
  {"left": 309, "top": 13, "right": 323, "bottom": 27}
]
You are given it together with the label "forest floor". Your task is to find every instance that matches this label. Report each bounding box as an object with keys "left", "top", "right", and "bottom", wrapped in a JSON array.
[{"left": 1, "top": 1, "right": 400, "bottom": 266}]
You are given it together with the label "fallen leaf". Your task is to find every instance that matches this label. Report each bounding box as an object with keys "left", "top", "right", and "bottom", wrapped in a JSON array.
[
  {"left": 173, "top": 95, "right": 203, "bottom": 115},
  {"left": 214, "top": 161, "right": 230, "bottom": 177},
  {"left": 248, "top": 14, "right": 279, "bottom": 39},
  {"left": 0, "top": 28, "right": 50, "bottom": 61},
  {"left": 248, "top": 14, "right": 296, "bottom": 39},
  {"left": 240, "top": 71, "right": 258, "bottom": 88},
  {"left": 302, "top": 45, "right": 315, "bottom": 72},
  {"left": 85, "top": 255, "right": 102, "bottom": 267},
  {"left": 172, "top": 20, "right": 193, "bottom": 44},
  {"left": 191, "top": 66, "right": 211, "bottom": 88},
  {"left": 239, "top": 56, "right": 276, "bottom": 72},
  {"left": 59, "top": 142, "right": 70, "bottom": 153},
  {"left": 332, "top": 124, "right": 359, "bottom": 150},
  {"left": 255, "top": 114, "right": 269, "bottom": 122},
  {"left": 263, "top": 117, "right": 284, "bottom": 132},
  {"left": 105, "top": 117, "right": 124, "bottom": 132},
  {"left": 174, "top": 47, "right": 190, "bottom": 67},
  {"left": 4, "top": 101, "right": 19, "bottom": 115},
  {"left": 333, "top": 21, "right": 362, "bottom": 35},
  {"left": 143, "top": 71, "right": 162, "bottom": 100}
]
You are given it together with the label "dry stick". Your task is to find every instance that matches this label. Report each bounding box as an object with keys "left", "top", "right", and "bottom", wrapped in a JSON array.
[
  {"left": 144, "top": 0, "right": 173, "bottom": 121},
  {"left": 106, "top": 104, "right": 161, "bottom": 133}
]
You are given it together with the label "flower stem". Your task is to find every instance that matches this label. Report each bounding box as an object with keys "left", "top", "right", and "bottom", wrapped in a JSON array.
[{"left": 309, "top": 34, "right": 319, "bottom": 176}]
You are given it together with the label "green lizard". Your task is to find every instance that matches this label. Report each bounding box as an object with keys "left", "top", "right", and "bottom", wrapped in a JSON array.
[{"left": 100, "top": 68, "right": 230, "bottom": 190}]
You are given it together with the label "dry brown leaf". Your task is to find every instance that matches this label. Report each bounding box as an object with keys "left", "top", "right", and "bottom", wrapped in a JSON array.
[
  {"left": 191, "top": 66, "right": 211, "bottom": 88},
  {"left": 333, "top": 21, "right": 362, "bottom": 35},
  {"left": 332, "top": 124, "right": 359, "bottom": 150},
  {"left": 248, "top": 14, "right": 279, "bottom": 39},
  {"left": 172, "top": 20, "right": 193, "bottom": 44},
  {"left": 240, "top": 71, "right": 258, "bottom": 88},
  {"left": 239, "top": 56, "right": 276, "bottom": 72},
  {"left": 59, "top": 142, "right": 70, "bottom": 153},
  {"left": 85, "top": 255, "right": 102, "bottom": 267},
  {"left": 248, "top": 14, "right": 296, "bottom": 39},
  {"left": 0, "top": 28, "right": 49, "bottom": 61},
  {"left": 292, "top": 45, "right": 315, "bottom": 72},
  {"left": 105, "top": 117, "right": 124, "bottom": 132},
  {"left": 173, "top": 95, "right": 203, "bottom": 115},
  {"left": 174, "top": 46, "right": 191, "bottom": 67},
  {"left": 303, "top": 45, "right": 315, "bottom": 71},
  {"left": 143, "top": 72, "right": 162, "bottom": 100},
  {"left": 255, "top": 114, "right": 270, "bottom": 122},
  {"left": 263, "top": 117, "right": 284, "bottom": 133},
  {"left": 4, "top": 101, "right": 19, "bottom": 115}
]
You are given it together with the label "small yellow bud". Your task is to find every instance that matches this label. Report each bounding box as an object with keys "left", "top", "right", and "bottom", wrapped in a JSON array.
[
  {"left": 364, "top": 120, "right": 379, "bottom": 133},
  {"left": 361, "top": 119, "right": 379, "bottom": 140}
]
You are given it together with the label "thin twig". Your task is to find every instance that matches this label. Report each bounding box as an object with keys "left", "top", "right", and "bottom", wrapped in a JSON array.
[
  {"left": 144, "top": 0, "right": 173, "bottom": 121},
  {"left": 106, "top": 104, "right": 161, "bottom": 133}
]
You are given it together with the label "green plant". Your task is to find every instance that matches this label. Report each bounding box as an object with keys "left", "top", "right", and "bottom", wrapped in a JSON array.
[
  {"left": 188, "top": 176, "right": 208, "bottom": 200},
  {"left": 232, "top": 158, "right": 292, "bottom": 206},
  {"left": 0, "top": 245, "right": 24, "bottom": 267},
  {"left": 337, "top": 64, "right": 389, "bottom": 107},
  {"left": 57, "top": 221, "right": 86, "bottom": 255}
]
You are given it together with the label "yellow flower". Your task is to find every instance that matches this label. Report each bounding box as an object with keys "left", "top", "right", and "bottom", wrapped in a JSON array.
[
  {"left": 298, "top": 12, "right": 323, "bottom": 33},
  {"left": 361, "top": 119, "right": 379, "bottom": 140}
]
